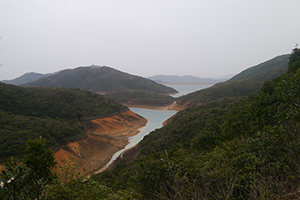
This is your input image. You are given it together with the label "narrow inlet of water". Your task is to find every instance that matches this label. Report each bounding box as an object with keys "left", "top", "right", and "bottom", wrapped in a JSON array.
[
  {"left": 97, "top": 83, "right": 214, "bottom": 172},
  {"left": 96, "top": 107, "right": 177, "bottom": 172}
]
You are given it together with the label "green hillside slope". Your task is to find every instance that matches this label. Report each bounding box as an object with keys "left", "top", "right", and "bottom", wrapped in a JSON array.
[
  {"left": 23, "top": 66, "right": 178, "bottom": 94},
  {"left": 176, "top": 54, "right": 289, "bottom": 106},
  {"left": 105, "top": 90, "right": 175, "bottom": 107},
  {"left": 229, "top": 54, "right": 289, "bottom": 81},
  {"left": 92, "top": 48, "right": 300, "bottom": 199},
  {"left": 0, "top": 110, "right": 86, "bottom": 161},
  {"left": 0, "top": 83, "right": 128, "bottom": 161},
  {"left": 0, "top": 83, "right": 128, "bottom": 121},
  {"left": 178, "top": 80, "right": 263, "bottom": 104}
]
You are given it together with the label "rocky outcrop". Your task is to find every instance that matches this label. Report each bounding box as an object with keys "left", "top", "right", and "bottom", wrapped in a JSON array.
[{"left": 53, "top": 110, "right": 147, "bottom": 176}]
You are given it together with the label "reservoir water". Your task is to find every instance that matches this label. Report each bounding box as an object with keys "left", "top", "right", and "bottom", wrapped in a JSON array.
[
  {"left": 165, "top": 83, "right": 213, "bottom": 97},
  {"left": 126, "top": 108, "right": 177, "bottom": 148},
  {"left": 98, "top": 108, "right": 177, "bottom": 172},
  {"left": 98, "top": 83, "right": 214, "bottom": 172}
]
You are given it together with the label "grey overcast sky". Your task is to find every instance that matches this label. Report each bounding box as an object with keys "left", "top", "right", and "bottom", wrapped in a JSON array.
[{"left": 0, "top": 0, "right": 299, "bottom": 80}]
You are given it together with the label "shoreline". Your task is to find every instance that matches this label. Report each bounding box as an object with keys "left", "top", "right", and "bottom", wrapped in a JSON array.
[{"left": 53, "top": 110, "right": 147, "bottom": 177}]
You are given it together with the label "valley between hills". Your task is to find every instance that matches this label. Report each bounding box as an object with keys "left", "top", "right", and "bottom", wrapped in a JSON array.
[{"left": 2, "top": 51, "right": 300, "bottom": 199}]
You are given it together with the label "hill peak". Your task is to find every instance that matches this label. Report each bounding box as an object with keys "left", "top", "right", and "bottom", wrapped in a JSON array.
[{"left": 24, "top": 66, "right": 178, "bottom": 94}]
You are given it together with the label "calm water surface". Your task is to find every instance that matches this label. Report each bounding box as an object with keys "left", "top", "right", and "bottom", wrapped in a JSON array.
[
  {"left": 166, "top": 83, "right": 213, "bottom": 97},
  {"left": 98, "top": 108, "right": 177, "bottom": 172},
  {"left": 127, "top": 108, "right": 177, "bottom": 147},
  {"left": 98, "top": 84, "right": 213, "bottom": 172}
]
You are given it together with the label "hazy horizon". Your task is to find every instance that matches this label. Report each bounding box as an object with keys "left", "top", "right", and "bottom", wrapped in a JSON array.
[
  {"left": 1, "top": 65, "right": 234, "bottom": 81},
  {"left": 0, "top": 1, "right": 299, "bottom": 80}
]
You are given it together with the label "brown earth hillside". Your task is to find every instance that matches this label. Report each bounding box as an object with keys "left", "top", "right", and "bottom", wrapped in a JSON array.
[{"left": 53, "top": 110, "right": 147, "bottom": 176}]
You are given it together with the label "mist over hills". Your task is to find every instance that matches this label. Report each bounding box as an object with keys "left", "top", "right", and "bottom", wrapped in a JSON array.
[{"left": 23, "top": 66, "right": 177, "bottom": 94}]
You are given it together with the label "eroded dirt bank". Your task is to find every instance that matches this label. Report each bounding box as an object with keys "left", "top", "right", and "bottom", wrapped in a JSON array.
[{"left": 54, "top": 110, "right": 147, "bottom": 176}]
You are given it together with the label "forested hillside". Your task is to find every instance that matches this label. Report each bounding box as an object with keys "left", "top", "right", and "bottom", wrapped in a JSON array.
[
  {"left": 105, "top": 90, "right": 175, "bottom": 108},
  {"left": 1, "top": 49, "right": 299, "bottom": 199},
  {"left": 0, "top": 83, "right": 128, "bottom": 161},
  {"left": 176, "top": 54, "right": 290, "bottom": 106},
  {"left": 0, "top": 83, "right": 127, "bottom": 121},
  {"left": 23, "top": 66, "right": 178, "bottom": 94},
  {"left": 108, "top": 54, "right": 290, "bottom": 110},
  {"left": 92, "top": 48, "right": 300, "bottom": 199},
  {"left": 229, "top": 54, "right": 289, "bottom": 81},
  {"left": 178, "top": 80, "right": 263, "bottom": 105}
]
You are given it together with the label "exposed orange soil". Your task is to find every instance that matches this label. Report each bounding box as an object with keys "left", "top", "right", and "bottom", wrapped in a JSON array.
[
  {"left": 83, "top": 110, "right": 146, "bottom": 136},
  {"left": 53, "top": 110, "right": 147, "bottom": 177}
]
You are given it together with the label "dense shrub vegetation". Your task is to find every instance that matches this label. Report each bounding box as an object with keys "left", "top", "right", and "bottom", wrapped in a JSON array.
[
  {"left": 0, "top": 111, "right": 85, "bottom": 161},
  {"left": 178, "top": 80, "right": 263, "bottom": 104},
  {"left": 91, "top": 48, "right": 300, "bottom": 199},
  {"left": 1, "top": 48, "right": 299, "bottom": 199},
  {"left": 0, "top": 84, "right": 128, "bottom": 121},
  {"left": 1, "top": 138, "right": 133, "bottom": 200},
  {"left": 0, "top": 85, "right": 128, "bottom": 161}
]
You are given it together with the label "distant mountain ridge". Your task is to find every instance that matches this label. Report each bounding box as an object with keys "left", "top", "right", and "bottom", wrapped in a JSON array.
[
  {"left": 2, "top": 72, "right": 53, "bottom": 85},
  {"left": 23, "top": 66, "right": 178, "bottom": 94},
  {"left": 148, "top": 75, "right": 227, "bottom": 84},
  {"left": 104, "top": 54, "right": 292, "bottom": 110}
]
